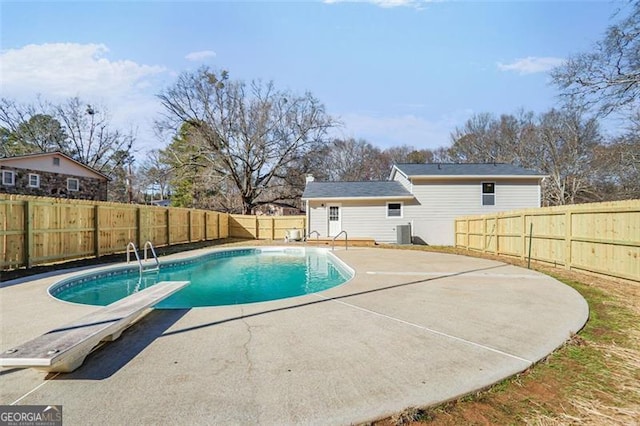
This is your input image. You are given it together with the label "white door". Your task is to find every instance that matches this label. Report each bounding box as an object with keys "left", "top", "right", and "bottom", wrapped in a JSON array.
[{"left": 327, "top": 204, "right": 341, "bottom": 237}]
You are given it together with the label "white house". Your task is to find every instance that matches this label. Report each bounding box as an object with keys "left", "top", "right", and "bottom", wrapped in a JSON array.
[{"left": 302, "top": 163, "right": 546, "bottom": 246}]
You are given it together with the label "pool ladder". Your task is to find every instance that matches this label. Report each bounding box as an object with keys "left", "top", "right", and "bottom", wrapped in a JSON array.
[
  {"left": 332, "top": 230, "right": 348, "bottom": 251},
  {"left": 126, "top": 241, "right": 160, "bottom": 276},
  {"left": 305, "top": 230, "right": 320, "bottom": 245},
  {"left": 304, "top": 230, "right": 348, "bottom": 251}
]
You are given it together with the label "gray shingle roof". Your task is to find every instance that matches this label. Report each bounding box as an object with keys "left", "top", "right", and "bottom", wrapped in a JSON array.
[
  {"left": 302, "top": 181, "right": 413, "bottom": 199},
  {"left": 394, "top": 163, "right": 544, "bottom": 177}
]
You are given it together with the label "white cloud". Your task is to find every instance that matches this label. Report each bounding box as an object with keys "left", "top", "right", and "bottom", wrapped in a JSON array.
[
  {"left": 0, "top": 43, "right": 168, "bottom": 154},
  {"left": 0, "top": 43, "right": 166, "bottom": 99},
  {"left": 185, "top": 50, "right": 216, "bottom": 62},
  {"left": 497, "top": 57, "right": 565, "bottom": 75}
]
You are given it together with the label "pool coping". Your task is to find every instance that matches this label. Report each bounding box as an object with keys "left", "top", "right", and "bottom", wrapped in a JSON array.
[{"left": 0, "top": 245, "right": 589, "bottom": 424}]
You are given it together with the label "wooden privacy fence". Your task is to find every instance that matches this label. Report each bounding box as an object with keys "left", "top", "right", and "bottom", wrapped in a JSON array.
[
  {"left": 1, "top": 194, "right": 230, "bottom": 270},
  {"left": 454, "top": 199, "right": 640, "bottom": 283},
  {"left": 229, "top": 214, "right": 306, "bottom": 240}
]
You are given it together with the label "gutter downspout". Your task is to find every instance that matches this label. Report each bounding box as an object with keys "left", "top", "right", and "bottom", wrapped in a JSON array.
[{"left": 306, "top": 200, "right": 310, "bottom": 237}]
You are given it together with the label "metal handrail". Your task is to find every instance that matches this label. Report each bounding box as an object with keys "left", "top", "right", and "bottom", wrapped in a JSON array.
[
  {"left": 127, "top": 241, "right": 160, "bottom": 278},
  {"left": 126, "top": 241, "right": 143, "bottom": 274},
  {"left": 331, "top": 230, "right": 348, "bottom": 251},
  {"left": 143, "top": 241, "right": 160, "bottom": 271},
  {"left": 305, "top": 230, "right": 320, "bottom": 245}
]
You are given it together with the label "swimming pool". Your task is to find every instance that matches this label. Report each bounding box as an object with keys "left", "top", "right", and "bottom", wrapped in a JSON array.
[{"left": 49, "top": 247, "right": 353, "bottom": 308}]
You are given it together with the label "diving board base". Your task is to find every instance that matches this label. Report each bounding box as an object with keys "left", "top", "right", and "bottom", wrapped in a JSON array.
[{"left": 0, "top": 281, "right": 189, "bottom": 373}]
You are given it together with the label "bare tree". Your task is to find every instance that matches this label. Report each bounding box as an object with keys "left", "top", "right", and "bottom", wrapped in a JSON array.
[
  {"left": 536, "top": 109, "right": 601, "bottom": 205},
  {"left": 551, "top": 2, "right": 640, "bottom": 116},
  {"left": 157, "top": 68, "right": 337, "bottom": 214},
  {"left": 139, "top": 149, "right": 173, "bottom": 202},
  {"left": 0, "top": 97, "right": 135, "bottom": 173},
  {"left": 592, "top": 112, "right": 640, "bottom": 200},
  {"left": 449, "top": 113, "right": 498, "bottom": 162},
  {"left": 318, "top": 138, "right": 388, "bottom": 181},
  {"left": 449, "top": 111, "right": 537, "bottom": 166},
  {"left": 383, "top": 144, "right": 448, "bottom": 165},
  {"left": 54, "top": 97, "right": 135, "bottom": 173}
]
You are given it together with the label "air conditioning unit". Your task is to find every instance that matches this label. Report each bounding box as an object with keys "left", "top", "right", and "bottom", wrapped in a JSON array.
[{"left": 396, "top": 224, "right": 411, "bottom": 245}]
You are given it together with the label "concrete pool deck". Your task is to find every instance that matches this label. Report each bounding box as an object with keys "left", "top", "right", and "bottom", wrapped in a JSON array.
[{"left": 1, "top": 247, "right": 588, "bottom": 425}]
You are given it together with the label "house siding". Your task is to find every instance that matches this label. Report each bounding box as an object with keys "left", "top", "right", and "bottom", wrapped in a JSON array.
[
  {"left": 0, "top": 154, "right": 103, "bottom": 178},
  {"left": 308, "top": 202, "right": 328, "bottom": 237},
  {"left": 392, "top": 170, "right": 412, "bottom": 192},
  {"left": 405, "top": 178, "right": 541, "bottom": 245},
  {"left": 307, "top": 200, "right": 414, "bottom": 242}
]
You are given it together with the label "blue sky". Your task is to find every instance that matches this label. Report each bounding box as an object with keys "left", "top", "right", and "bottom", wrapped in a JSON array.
[{"left": 0, "top": 0, "right": 626, "bottom": 157}]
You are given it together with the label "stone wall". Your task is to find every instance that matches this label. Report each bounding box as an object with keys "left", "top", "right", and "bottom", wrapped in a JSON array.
[{"left": 0, "top": 166, "right": 108, "bottom": 201}]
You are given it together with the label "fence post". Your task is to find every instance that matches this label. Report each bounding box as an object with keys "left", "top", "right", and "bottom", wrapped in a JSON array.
[
  {"left": 24, "top": 200, "right": 33, "bottom": 268},
  {"left": 271, "top": 217, "right": 275, "bottom": 240},
  {"left": 564, "top": 210, "right": 572, "bottom": 270},
  {"left": 255, "top": 215, "right": 259, "bottom": 239},
  {"left": 204, "top": 212, "right": 209, "bottom": 241},
  {"left": 527, "top": 222, "right": 534, "bottom": 269},
  {"left": 494, "top": 214, "right": 499, "bottom": 255},
  {"left": 188, "top": 209, "right": 193, "bottom": 242},
  {"left": 465, "top": 218, "right": 469, "bottom": 249},
  {"left": 482, "top": 217, "right": 487, "bottom": 253},
  {"left": 521, "top": 213, "right": 527, "bottom": 261},
  {"left": 166, "top": 208, "right": 171, "bottom": 246},
  {"left": 136, "top": 206, "right": 142, "bottom": 248},
  {"left": 94, "top": 205, "right": 100, "bottom": 258}
]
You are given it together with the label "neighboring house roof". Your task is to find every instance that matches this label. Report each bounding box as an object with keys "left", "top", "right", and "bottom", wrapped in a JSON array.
[
  {"left": 391, "top": 163, "right": 545, "bottom": 180},
  {"left": 0, "top": 151, "right": 110, "bottom": 181},
  {"left": 302, "top": 181, "right": 414, "bottom": 200}
]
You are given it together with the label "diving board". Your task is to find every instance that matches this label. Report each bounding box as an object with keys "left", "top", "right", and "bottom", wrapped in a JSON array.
[{"left": 0, "top": 281, "right": 189, "bottom": 373}]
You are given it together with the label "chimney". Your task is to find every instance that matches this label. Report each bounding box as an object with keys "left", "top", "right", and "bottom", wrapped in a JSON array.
[{"left": 306, "top": 174, "right": 315, "bottom": 183}]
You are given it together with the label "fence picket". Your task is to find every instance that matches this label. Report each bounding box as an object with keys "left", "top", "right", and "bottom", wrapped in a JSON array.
[
  {"left": 455, "top": 199, "right": 640, "bottom": 282},
  {"left": 1, "top": 194, "right": 304, "bottom": 270}
]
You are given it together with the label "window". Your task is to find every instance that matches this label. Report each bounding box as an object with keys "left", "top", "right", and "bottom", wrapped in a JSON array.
[
  {"left": 1, "top": 170, "right": 15, "bottom": 186},
  {"left": 328, "top": 206, "right": 339, "bottom": 221},
  {"left": 28, "top": 174, "right": 40, "bottom": 188},
  {"left": 67, "top": 178, "right": 80, "bottom": 191},
  {"left": 53, "top": 157, "right": 60, "bottom": 166},
  {"left": 387, "top": 202, "right": 403, "bottom": 218},
  {"left": 482, "top": 182, "right": 495, "bottom": 206}
]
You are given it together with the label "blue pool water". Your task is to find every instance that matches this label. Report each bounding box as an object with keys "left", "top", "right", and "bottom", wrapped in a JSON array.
[{"left": 50, "top": 247, "right": 352, "bottom": 308}]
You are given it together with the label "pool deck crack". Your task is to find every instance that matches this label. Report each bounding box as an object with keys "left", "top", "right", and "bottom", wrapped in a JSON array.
[{"left": 240, "top": 307, "right": 254, "bottom": 375}]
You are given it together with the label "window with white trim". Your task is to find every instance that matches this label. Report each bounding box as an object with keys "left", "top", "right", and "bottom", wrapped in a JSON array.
[
  {"left": 28, "top": 173, "right": 40, "bottom": 188},
  {"left": 67, "top": 178, "right": 80, "bottom": 191},
  {"left": 387, "top": 202, "right": 403, "bottom": 218},
  {"left": 1, "top": 170, "right": 15, "bottom": 186},
  {"left": 482, "top": 182, "right": 495, "bottom": 206}
]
